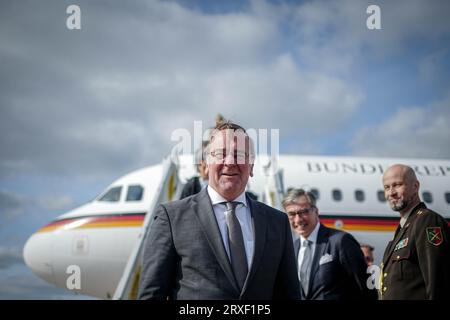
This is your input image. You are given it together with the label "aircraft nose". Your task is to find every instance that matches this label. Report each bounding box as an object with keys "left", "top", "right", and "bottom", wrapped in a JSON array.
[{"left": 23, "top": 233, "right": 56, "bottom": 285}]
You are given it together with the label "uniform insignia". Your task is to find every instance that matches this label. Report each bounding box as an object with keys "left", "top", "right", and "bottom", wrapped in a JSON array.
[
  {"left": 426, "top": 227, "right": 443, "bottom": 246},
  {"left": 394, "top": 238, "right": 409, "bottom": 251}
]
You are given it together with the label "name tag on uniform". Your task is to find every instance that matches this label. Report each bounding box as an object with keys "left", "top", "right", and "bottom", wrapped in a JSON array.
[{"left": 394, "top": 237, "right": 409, "bottom": 251}]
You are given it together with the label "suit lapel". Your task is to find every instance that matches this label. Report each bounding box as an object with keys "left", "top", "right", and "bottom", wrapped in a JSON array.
[
  {"left": 192, "top": 189, "right": 240, "bottom": 293},
  {"left": 294, "top": 237, "right": 300, "bottom": 261},
  {"left": 307, "top": 224, "right": 327, "bottom": 297},
  {"left": 241, "top": 197, "right": 267, "bottom": 295},
  {"left": 382, "top": 225, "right": 401, "bottom": 265},
  {"left": 383, "top": 222, "right": 410, "bottom": 266}
]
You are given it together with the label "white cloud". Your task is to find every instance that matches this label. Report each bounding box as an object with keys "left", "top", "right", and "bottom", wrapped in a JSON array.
[
  {"left": 0, "top": 262, "right": 95, "bottom": 299},
  {"left": 350, "top": 95, "right": 450, "bottom": 158},
  {"left": 1, "top": 0, "right": 449, "bottom": 179},
  {"left": 0, "top": 0, "right": 363, "bottom": 177},
  {"left": 0, "top": 246, "right": 23, "bottom": 269},
  {"left": 199, "top": 54, "right": 362, "bottom": 135},
  {"left": 288, "top": 0, "right": 450, "bottom": 74},
  {"left": 0, "top": 190, "right": 75, "bottom": 223},
  {"left": 0, "top": 191, "right": 26, "bottom": 219},
  {"left": 418, "top": 49, "right": 450, "bottom": 85},
  {"left": 36, "top": 195, "right": 75, "bottom": 212}
]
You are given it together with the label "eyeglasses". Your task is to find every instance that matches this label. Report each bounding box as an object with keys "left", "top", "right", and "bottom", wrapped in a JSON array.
[
  {"left": 210, "top": 149, "right": 250, "bottom": 164},
  {"left": 287, "top": 207, "right": 315, "bottom": 218}
]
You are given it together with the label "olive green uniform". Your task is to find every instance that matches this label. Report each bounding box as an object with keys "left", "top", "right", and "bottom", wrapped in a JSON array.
[{"left": 380, "top": 203, "right": 450, "bottom": 299}]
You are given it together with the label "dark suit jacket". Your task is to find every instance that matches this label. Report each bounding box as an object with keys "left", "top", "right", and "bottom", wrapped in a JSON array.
[
  {"left": 180, "top": 176, "right": 202, "bottom": 199},
  {"left": 381, "top": 203, "right": 450, "bottom": 299},
  {"left": 294, "top": 224, "right": 377, "bottom": 300},
  {"left": 138, "top": 188, "right": 300, "bottom": 300}
]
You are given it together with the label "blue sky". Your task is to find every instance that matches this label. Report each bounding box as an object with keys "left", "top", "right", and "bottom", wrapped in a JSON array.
[{"left": 1, "top": 0, "right": 449, "bottom": 299}]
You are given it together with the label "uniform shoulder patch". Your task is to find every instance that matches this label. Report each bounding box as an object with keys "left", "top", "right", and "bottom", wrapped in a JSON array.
[{"left": 426, "top": 227, "right": 443, "bottom": 246}]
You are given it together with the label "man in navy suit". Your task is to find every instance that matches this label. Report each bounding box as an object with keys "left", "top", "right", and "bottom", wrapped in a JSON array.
[{"left": 282, "top": 188, "right": 377, "bottom": 300}]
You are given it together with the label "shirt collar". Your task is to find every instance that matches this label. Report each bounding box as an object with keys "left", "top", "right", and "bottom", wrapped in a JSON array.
[
  {"left": 400, "top": 209, "right": 413, "bottom": 228},
  {"left": 300, "top": 221, "right": 320, "bottom": 245},
  {"left": 199, "top": 178, "right": 208, "bottom": 189},
  {"left": 207, "top": 185, "right": 248, "bottom": 207}
]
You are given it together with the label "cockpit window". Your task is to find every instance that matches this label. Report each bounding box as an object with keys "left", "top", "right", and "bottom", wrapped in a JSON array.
[
  {"left": 126, "top": 185, "right": 144, "bottom": 201},
  {"left": 98, "top": 186, "right": 122, "bottom": 202}
]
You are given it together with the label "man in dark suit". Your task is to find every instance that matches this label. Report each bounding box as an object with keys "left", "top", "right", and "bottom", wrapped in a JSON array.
[
  {"left": 380, "top": 164, "right": 450, "bottom": 299},
  {"left": 180, "top": 141, "right": 209, "bottom": 199},
  {"left": 138, "top": 121, "right": 300, "bottom": 300},
  {"left": 282, "top": 188, "right": 377, "bottom": 300},
  {"left": 360, "top": 244, "right": 375, "bottom": 266}
]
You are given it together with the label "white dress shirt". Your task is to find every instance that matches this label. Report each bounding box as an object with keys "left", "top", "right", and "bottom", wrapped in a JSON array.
[
  {"left": 297, "top": 221, "right": 320, "bottom": 279},
  {"left": 207, "top": 186, "right": 254, "bottom": 268},
  {"left": 400, "top": 209, "right": 413, "bottom": 228}
]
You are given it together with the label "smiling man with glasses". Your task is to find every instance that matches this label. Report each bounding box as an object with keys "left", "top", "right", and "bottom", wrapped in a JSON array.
[
  {"left": 139, "top": 120, "right": 300, "bottom": 300},
  {"left": 282, "top": 188, "right": 378, "bottom": 300},
  {"left": 380, "top": 164, "right": 450, "bottom": 300}
]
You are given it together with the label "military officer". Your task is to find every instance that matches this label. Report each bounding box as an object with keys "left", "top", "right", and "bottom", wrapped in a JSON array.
[{"left": 380, "top": 164, "right": 450, "bottom": 299}]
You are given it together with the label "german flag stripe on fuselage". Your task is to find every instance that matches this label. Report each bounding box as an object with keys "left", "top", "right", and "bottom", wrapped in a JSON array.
[
  {"left": 37, "top": 213, "right": 146, "bottom": 233},
  {"left": 321, "top": 215, "right": 398, "bottom": 232},
  {"left": 36, "top": 212, "right": 450, "bottom": 234}
]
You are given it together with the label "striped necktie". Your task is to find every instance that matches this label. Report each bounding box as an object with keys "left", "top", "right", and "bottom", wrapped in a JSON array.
[
  {"left": 299, "top": 240, "right": 312, "bottom": 296},
  {"left": 225, "top": 201, "right": 248, "bottom": 291}
]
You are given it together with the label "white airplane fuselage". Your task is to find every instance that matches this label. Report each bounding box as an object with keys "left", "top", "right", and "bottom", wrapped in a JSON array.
[{"left": 23, "top": 155, "right": 450, "bottom": 299}]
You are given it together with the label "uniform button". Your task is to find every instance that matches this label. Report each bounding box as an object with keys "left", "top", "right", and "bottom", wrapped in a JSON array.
[
  {"left": 384, "top": 273, "right": 388, "bottom": 277},
  {"left": 396, "top": 255, "right": 400, "bottom": 259},
  {"left": 383, "top": 287, "right": 387, "bottom": 292}
]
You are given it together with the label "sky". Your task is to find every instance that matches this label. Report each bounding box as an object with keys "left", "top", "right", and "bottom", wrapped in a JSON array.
[{"left": 1, "top": 0, "right": 449, "bottom": 299}]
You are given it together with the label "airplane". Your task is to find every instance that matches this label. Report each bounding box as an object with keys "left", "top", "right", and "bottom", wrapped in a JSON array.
[{"left": 23, "top": 154, "right": 450, "bottom": 299}]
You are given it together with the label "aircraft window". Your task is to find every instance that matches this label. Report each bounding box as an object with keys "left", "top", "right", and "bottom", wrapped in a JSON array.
[
  {"left": 377, "top": 190, "right": 386, "bottom": 202},
  {"left": 126, "top": 185, "right": 143, "bottom": 201},
  {"left": 332, "top": 189, "right": 342, "bottom": 202},
  {"left": 310, "top": 188, "right": 320, "bottom": 200},
  {"left": 98, "top": 186, "right": 122, "bottom": 202},
  {"left": 422, "top": 191, "right": 433, "bottom": 204},
  {"left": 445, "top": 192, "right": 450, "bottom": 204},
  {"left": 355, "top": 189, "right": 365, "bottom": 202}
]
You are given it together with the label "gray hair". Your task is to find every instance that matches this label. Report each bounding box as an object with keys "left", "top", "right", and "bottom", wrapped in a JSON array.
[{"left": 282, "top": 188, "right": 317, "bottom": 209}]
